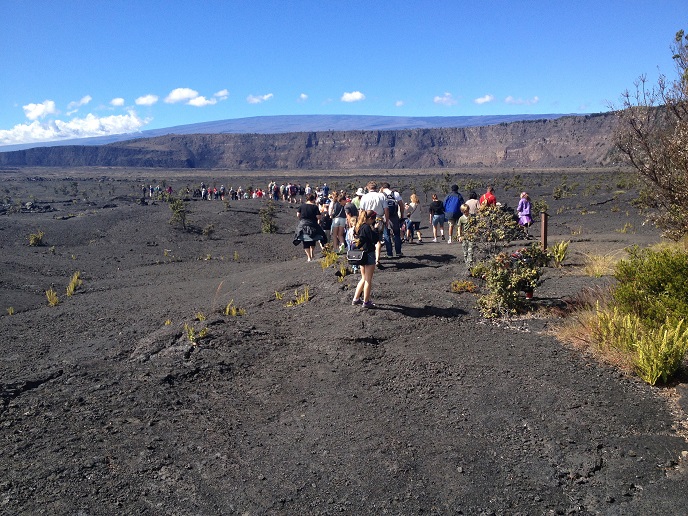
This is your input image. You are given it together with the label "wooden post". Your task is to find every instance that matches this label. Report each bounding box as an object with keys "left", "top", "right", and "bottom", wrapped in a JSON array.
[{"left": 541, "top": 211, "right": 548, "bottom": 250}]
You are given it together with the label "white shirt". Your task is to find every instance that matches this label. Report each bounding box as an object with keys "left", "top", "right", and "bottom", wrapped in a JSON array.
[{"left": 359, "top": 190, "right": 387, "bottom": 219}]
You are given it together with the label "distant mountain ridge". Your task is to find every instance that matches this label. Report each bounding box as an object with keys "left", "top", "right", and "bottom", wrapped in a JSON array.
[
  {"left": 0, "top": 113, "right": 619, "bottom": 170},
  {"left": 0, "top": 113, "right": 571, "bottom": 152}
]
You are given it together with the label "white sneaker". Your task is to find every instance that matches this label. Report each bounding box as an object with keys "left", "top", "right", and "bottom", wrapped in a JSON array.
[
  {"left": 448, "top": 238, "right": 452, "bottom": 244},
  {"left": 432, "top": 238, "right": 437, "bottom": 242}
]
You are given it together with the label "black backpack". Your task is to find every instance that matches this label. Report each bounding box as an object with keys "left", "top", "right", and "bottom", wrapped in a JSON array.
[{"left": 386, "top": 192, "right": 399, "bottom": 217}]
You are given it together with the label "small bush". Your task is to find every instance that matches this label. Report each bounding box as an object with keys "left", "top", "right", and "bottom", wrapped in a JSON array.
[
  {"left": 613, "top": 246, "right": 688, "bottom": 327},
  {"left": 465, "top": 205, "right": 521, "bottom": 257},
  {"left": 556, "top": 247, "right": 688, "bottom": 385},
  {"left": 474, "top": 245, "right": 547, "bottom": 318},
  {"left": 46, "top": 288, "right": 59, "bottom": 306},
  {"left": 169, "top": 198, "right": 188, "bottom": 229},
  {"left": 633, "top": 319, "right": 688, "bottom": 385},
  {"left": 450, "top": 280, "right": 479, "bottom": 293},
  {"left": 28, "top": 230, "right": 45, "bottom": 246},
  {"left": 549, "top": 240, "right": 570, "bottom": 268},
  {"left": 224, "top": 300, "right": 246, "bottom": 316},
  {"left": 184, "top": 322, "right": 209, "bottom": 344},
  {"left": 202, "top": 224, "right": 215, "bottom": 238},
  {"left": 320, "top": 247, "right": 339, "bottom": 270},
  {"left": 66, "top": 271, "right": 82, "bottom": 297},
  {"left": 259, "top": 201, "right": 278, "bottom": 234},
  {"left": 335, "top": 262, "right": 351, "bottom": 282},
  {"left": 285, "top": 287, "right": 310, "bottom": 307}
]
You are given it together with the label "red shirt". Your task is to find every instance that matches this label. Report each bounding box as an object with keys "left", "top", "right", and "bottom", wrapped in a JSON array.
[{"left": 480, "top": 191, "right": 496, "bottom": 206}]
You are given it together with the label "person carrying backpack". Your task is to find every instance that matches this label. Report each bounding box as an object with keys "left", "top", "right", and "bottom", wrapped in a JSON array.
[
  {"left": 443, "top": 184, "right": 465, "bottom": 244},
  {"left": 381, "top": 182, "right": 405, "bottom": 258}
]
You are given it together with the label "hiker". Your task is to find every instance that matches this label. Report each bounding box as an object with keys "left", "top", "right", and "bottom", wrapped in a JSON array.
[
  {"left": 465, "top": 190, "right": 480, "bottom": 215},
  {"left": 381, "top": 182, "right": 404, "bottom": 258},
  {"left": 517, "top": 191, "right": 533, "bottom": 236},
  {"left": 351, "top": 209, "right": 380, "bottom": 309},
  {"left": 405, "top": 193, "right": 423, "bottom": 243},
  {"left": 457, "top": 204, "right": 474, "bottom": 267},
  {"left": 428, "top": 193, "right": 445, "bottom": 242},
  {"left": 293, "top": 193, "right": 327, "bottom": 261},
  {"left": 480, "top": 185, "right": 497, "bottom": 207},
  {"left": 359, "top": 181, "right": 387, "bottom": 268},
  {"left": 443, "top": 184, "right": 465, "bottom": 244},
  {"left": 329, "top": 193, "right": 348, "bottom": 253},
  {"left": 352, "top": 187, "right": 364, "bottom": 209}
]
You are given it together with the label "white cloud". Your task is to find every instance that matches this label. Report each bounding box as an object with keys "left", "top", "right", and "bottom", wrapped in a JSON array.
[
  {"left": 67, "top": 95, "right": 92, "bottom": 110},
  {"left": 0, "top": 110, "right": 148, "bottom": 146},
  {"left": 135, "top": 94, "right": 159, "bottom": 106},
  {"left": 23, "top": 100, "right": 57, "bottom": 121},
  {"left": 395, "top": 100, "right": 404, "bottom": 107},
  {"left": 433, "top": 92, "right": 457, "bottom": 106},
  {"left": 247, "top": 93, "right": 274, "bottom": 104},
  {"left": 214, "top": 89, "right": 229, "bottom": 100},
  {"left": 111, "top": 97, "right": 125, "bottom": 107},
  {"left": 187, "top": 96, "right": 217, "bottom": 107},
  {"left": 298, "top": 93, "right": 308, "bottom": 103},
  {"left": 504, "top": 95, "right": 539, "bottom": 106},
  {"left": 474, "top": 94, "right": 494, "bottom": 105},
  {"left": 165, "top": 87, "right": 199, "bottom": 104},
  {"left": 341, "top": 91, "right": 365, "bottom": 103}
]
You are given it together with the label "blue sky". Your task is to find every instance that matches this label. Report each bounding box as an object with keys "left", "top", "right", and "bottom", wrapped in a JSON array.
[{"left": 1, "top": 0, "right": 684, "bottom": 146}]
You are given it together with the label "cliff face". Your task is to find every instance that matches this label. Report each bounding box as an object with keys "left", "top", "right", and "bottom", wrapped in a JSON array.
[{"left": 0, "top": 114, "right": 618, "bottom": 169}]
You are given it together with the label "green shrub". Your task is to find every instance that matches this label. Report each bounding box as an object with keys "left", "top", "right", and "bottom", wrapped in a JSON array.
[
  {"left": 28, "top": 230, "right": 45, "bottom": 246},
  {"left": 634, "top": 319, "right": 688, "bottom": 385},
  {"left": 592, "top": 305, "right": 688, "bottom": 386},
  {"left": 259, "top": 200, "right": 278, "bottom": 234},
  {"left": 613, "top": 246, "right": 688, "bottom": 327},
  {"left": 224, "top": 300, "right": 246, "bottom": 316},
  {"left": 465, "top": 205, "right": 522, "bottom": 257},
  {"left": 169, "top": 198, "right": 188, "bottom": 228},
  {"left": 549, "top": 240, "right": 570, "bottom": 268},
  {"left": 586, "top": 247, "right": 688, "bottom": 385},
  {"left": 473, "top": 245, "right": 548, "bottom": 318}
]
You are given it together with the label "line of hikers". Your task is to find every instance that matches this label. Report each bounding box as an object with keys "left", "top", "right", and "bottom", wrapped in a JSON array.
[{"left": 293, "top": 180, "right": 533, "bottom": 308}]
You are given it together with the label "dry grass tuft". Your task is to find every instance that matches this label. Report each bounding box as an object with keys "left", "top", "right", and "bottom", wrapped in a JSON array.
[{"left": 582, "top": 251, "right": 622, "bottom": 277}]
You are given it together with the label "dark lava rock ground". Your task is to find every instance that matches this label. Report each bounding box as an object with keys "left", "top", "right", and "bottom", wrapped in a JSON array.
[{"left": 1, "top": 167, "right": 687, "bottom": 514}]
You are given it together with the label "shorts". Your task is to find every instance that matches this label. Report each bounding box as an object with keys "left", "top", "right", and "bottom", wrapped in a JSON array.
[
  {"left": 331, "top": 216, "right": 347, "bottom": 229},
  {"left": 432, "top": 214, "right": 445, "bottom": 226},
  {"left": 360, "top": 250, "right": 377, "bottom": 266}
]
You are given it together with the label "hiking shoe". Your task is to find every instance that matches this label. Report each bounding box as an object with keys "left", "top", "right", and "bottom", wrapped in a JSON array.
[
  {"left": 351, "top": 298, "right": 363, "bottom": 306},
  {"left": 362, "top": 301, "right": 376, "bottom": 309}
]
